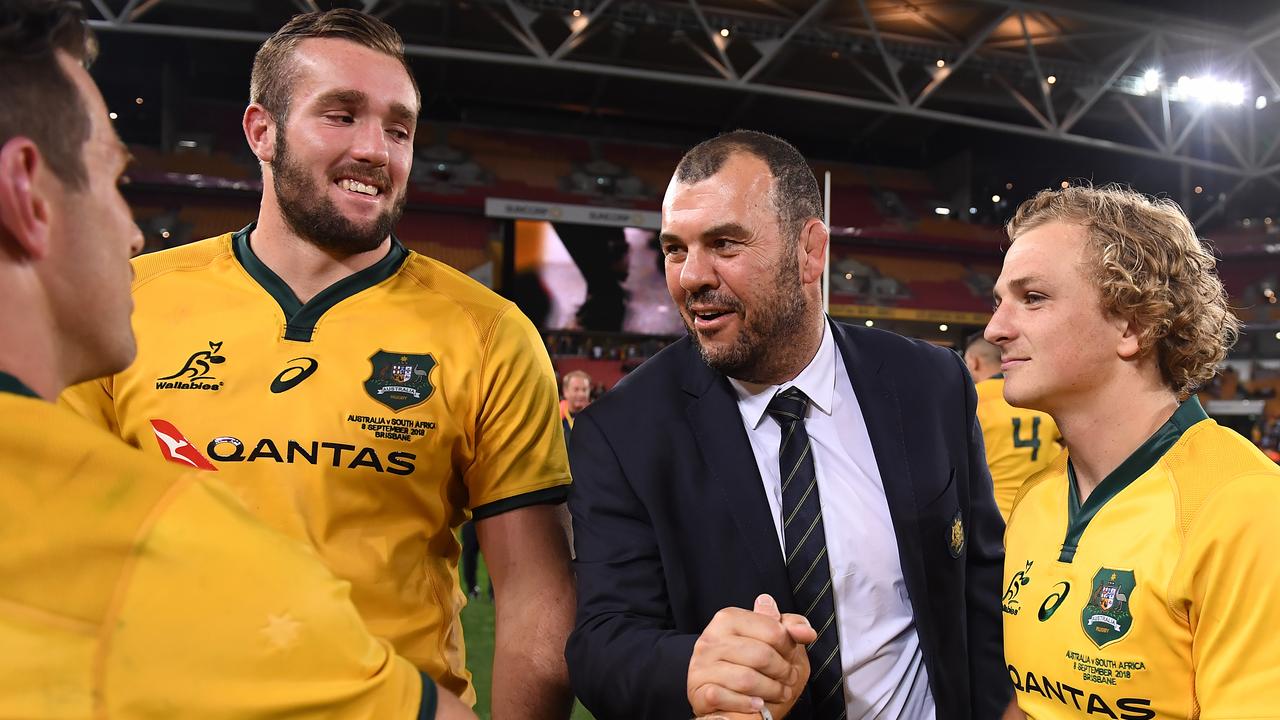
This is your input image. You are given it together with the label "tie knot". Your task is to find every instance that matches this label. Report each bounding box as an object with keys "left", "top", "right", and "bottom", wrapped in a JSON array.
[{"left": 766, "top": 386, "right": 810, "bottom": 425}]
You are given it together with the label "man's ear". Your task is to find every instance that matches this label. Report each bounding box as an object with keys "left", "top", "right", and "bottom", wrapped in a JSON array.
[
  {"left": 1114, "top": 314, "right": 1143, "bottom": 361},
  {"left": 0, "top": 138, "right": 54, "bottom": 261},
  {"left": 243, "top": 103, "right": 277, "bottom": 164},
  {"left": 798, "top": 218, "right": 829, "bottom": 285}
]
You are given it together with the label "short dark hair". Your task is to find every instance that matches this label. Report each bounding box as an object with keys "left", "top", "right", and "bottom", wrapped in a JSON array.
[
  {"left": 250, "top": 8, "right": 419, "bottom": 122},
  {"left": 674, "top": 129, "right": 822, "bottom": 244},
  {"left": 0, "top": 0, "right": 96, "bottom": 189},
  {"left": 964, "top": 331, "right": 1000, "bottom": 364}
]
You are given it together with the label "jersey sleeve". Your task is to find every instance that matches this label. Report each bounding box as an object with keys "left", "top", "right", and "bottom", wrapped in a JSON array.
[
  {"left": 1176, "top": 473, "right": 1280, "bottom": 717},
  {"left": 464, "top": 305, "right": 571, "bottom": 519},
  {"left": 103, "top": 475, "right": 429, "bottom": 719},
  {"left": 58, "top": 375, "right": 119, "bottom": 436}
]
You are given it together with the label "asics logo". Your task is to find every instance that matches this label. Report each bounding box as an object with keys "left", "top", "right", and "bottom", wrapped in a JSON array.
[
  {"left": 270, "top": 357, "right": 319, "bottom": 393},
  {"left": 1038, "top": 582, "right": 1071, "bottom": 622}
]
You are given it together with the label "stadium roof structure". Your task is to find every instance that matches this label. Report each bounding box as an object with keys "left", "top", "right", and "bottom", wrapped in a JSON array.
[{"left": 83, "top": 0, "right": 1280, "bottom": 225}]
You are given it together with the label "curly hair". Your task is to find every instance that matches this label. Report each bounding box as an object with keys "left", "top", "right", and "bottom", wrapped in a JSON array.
[
  {"left": 1006, "top": 184, "right": 1240, "bottom": 397},
  {"left": 250, "top": 8, "right": 418, "bottom": 122},
  {"left": 0, "top": 0, "right": 96, "bottom": 189}
]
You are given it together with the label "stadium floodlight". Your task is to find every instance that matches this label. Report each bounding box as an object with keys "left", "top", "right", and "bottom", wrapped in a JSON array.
[
  {"left": 1142, "top": 69, "right": 1160, "bottom": 93},
  {"left": 1173, "top": 75, "right": 1246, "bottom": 106},
  {"left": 1258, "top": 95, "right": 1268, "bottom": 110},
  {"left": 934, "top": 207, "right": 951, "bottom": 216}
]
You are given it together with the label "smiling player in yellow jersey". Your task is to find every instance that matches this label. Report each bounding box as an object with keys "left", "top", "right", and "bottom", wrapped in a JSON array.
[
  {"left": 964, "top": 334, "right": 1062, "bottom": 520},
  {"left": 987, "top": 184, "right": 1280, "bottom": 719},
  {"left": 0, "top": 2, "right": 475, "bottom": 717},
  {"left": 59, "top": 9, "right": 575, "bottom": 715}
]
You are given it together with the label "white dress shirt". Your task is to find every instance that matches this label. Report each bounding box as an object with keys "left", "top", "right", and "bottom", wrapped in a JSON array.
[{"left": 729, "top": 322, "right": 936, "bottom": 720}]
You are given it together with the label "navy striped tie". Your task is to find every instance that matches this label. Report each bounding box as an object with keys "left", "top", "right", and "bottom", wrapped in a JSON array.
[{"left": 767, "top": 387, "right": 846, "bottom": 720}]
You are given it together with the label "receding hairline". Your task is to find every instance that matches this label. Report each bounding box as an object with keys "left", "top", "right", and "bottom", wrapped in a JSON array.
[{"left": 257, "top": 34, "right": 421, "bottom": 120}]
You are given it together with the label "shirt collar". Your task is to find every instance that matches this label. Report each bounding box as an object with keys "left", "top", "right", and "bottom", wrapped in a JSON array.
[
  {"left": 729, "top": 321, "right": 836, "bottom": 430},
  {"left": 0, "top": 370, "right": 39, "bottom": 399}
]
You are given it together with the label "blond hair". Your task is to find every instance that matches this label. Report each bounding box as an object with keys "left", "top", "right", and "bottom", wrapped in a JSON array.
[{"left": 1006, "top": 184, "right": 1239, "bottom": 397}]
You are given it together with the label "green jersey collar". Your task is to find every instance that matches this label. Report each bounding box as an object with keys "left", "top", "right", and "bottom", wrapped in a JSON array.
[
  {"left": 1058, "top": 396, "right": 1208, "bottom": 562},
  {"left": 0, "top": 371, "right": 39, "bottom": 399},
  {"left": 232, "top": 222, "right": 408, "bottom": 342}
]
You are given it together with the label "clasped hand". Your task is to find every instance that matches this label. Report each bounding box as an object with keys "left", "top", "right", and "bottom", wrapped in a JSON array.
[{"left": 687, "top": 594, "right": 818, "bottom": 720}]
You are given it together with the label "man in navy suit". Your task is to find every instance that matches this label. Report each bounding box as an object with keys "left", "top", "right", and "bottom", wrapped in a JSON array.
[{"left": 565, "top": 130, "right": 1009, "bottom": 720}]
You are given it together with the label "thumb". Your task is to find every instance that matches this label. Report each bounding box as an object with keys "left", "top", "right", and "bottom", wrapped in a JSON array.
[
  {"left": 781, "top": 612, "right": 818, "bottom": 644},
  {"left": 753, "top": 593, "right": 781, "bottom": 620}
]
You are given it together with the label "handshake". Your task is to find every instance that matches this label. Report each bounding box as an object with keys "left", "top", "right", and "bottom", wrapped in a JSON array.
[{"left": 688, "top": 594, "right": 819, "bottom": 720}]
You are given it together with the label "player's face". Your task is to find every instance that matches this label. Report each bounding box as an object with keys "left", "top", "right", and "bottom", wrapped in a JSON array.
[
  {"left": 271, "top": 38, "right": 417, "bottom": 256},
  {"left": 564, "top": 377, "right": 591, "bottom": 414},
  {"left": 45, "top": 53, "right": 144, "bottom": 383},
  {"left": 986, "top": 221, "right": 1128, "bottom": 414},
  {"left": 660, "top": 152, "right": 808, "bottom": 383}
]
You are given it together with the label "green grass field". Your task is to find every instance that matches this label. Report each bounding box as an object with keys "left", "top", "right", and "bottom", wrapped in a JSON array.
[{"left": 458, "top": 558, "right": 595, "bottom": 720}]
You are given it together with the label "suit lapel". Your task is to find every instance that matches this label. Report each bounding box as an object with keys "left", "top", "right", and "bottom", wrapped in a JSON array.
[
  {"left": 831, "top": 321, "right": 934, "bottom": 629},
  {"left": 680, "top": 342, "right": 792, "bottom": 607}
]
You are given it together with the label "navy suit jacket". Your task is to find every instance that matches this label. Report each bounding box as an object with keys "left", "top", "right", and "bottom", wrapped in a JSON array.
[{"left": 565, "top": 320, "right": 1009, "bottom": 719}]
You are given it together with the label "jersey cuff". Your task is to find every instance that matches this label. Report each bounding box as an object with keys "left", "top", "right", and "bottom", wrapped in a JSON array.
[
  {"left": 418, "top": 671, "right": 438, "bottom": 720},
  {"left": 471, "top": 484, "right": 569, "bottom": 520}
]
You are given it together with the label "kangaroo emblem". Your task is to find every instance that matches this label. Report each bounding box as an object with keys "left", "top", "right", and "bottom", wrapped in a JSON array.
[{"left": 158, "top": 341, "right": 226, "bottom": 381}]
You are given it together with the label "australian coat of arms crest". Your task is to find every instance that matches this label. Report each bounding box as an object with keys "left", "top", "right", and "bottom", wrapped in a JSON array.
[
  {"left": 1081, "top": 567, "right": 1136, "bottom": 648},
  {"left": 364, "top": 350, "right": 436, "bottom": 412}
]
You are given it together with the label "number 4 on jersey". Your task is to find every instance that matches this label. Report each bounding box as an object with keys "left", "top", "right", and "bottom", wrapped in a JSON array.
[{"left": 1012, "top": 416, "right": 1042, "bottom": 461}]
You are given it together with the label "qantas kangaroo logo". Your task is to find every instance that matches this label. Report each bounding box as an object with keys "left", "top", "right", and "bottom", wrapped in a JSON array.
[{"left": 149, "top": 419, "right": 217, "bottom": 470}]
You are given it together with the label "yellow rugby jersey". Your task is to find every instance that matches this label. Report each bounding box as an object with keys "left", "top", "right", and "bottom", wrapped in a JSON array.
[
  {"left": 1002, "top": 397, "right": 1280, "bottom": 719},
  {"left": 61, "top": 224, "right": 571, "bottom": 703},
  {"left": 0, "top": 373, "right": 429, "bottom": 719},
  {"left": 976, "top": 376, "right": 1063, "bottom": 520}
]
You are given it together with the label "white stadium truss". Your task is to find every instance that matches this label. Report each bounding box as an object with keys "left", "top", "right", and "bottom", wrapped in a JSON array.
[{"left": 85, "top": 0, "right": 1280, "bottom": 225}]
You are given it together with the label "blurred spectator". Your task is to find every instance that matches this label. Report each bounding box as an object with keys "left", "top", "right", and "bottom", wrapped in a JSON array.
[{"left": 560, "top": 370, "right": 592, "bottom": 443}]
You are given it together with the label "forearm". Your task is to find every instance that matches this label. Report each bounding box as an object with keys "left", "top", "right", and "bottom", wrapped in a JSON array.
[{"left": 491, "top": 572, "right": 575, "bottom": 720}]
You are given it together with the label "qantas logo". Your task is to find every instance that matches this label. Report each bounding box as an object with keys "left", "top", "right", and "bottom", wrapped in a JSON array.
[{"left": 149, "top": 419, "right": 218, "bottom": 470}]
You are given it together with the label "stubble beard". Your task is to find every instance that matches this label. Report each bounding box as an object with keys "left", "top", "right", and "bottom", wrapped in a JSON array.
[
  {"left": 686, "top": 248, "right": 813, "bottom": 384},
  {"left": 271, "top": 126, "right": 407, "bottom": 257}
]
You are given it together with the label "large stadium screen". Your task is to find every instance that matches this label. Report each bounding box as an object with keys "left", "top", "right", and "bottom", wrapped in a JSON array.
[{"left": 506, "top": 219, "right": 685, "bottom": 336}]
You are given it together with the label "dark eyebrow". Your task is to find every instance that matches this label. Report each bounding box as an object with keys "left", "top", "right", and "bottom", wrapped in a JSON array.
[
  {"left": 700, "top": 222, "right": 751, "bottom": 240},
  {"left": 315, "top": 89, "right": 417, "bottom": 125},
  {"left": 316, "top": 89, "right": 368, "bottom": 108},
  {"left": 389, "top": 101, "right": 417, "bottom": 125}
]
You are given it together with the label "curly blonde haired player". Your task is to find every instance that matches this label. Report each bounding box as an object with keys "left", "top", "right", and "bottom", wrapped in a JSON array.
[
  {"left": 988, "top": 184, "right": 1280, "bottom": 719},
  {"left": 0, "top": 1, "right": 475, "bottom": 717}
]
